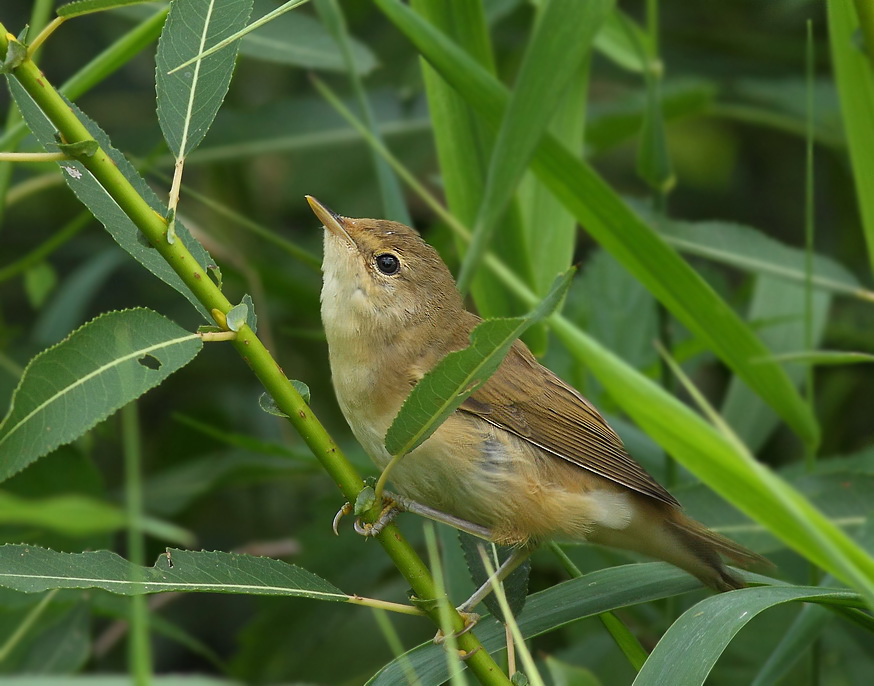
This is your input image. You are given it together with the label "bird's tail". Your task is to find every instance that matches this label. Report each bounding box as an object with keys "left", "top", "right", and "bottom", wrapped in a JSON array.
[{"left": 667, "top": 514, "right": 770, "bottom": 592}]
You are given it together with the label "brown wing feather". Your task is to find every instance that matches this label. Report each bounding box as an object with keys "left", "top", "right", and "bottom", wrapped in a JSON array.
[{"left": 460, "top": 340, "right": 680, "bottom": 508}]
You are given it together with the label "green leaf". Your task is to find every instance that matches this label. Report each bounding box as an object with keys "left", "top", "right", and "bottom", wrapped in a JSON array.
[
  {"left": 384, "top": 268, "right": 574, "bottom": 457},
  {"left": 456, "top": 0, "right": 611, "bottom": 292},
  {"left": 56, "top": 0, "right": 153, "bottom": 19},
  {"left": 156, "top": 0, "right": 254, "bottom": 160},
  {"left": 375, "top": 0, "right": 818, "bottom": 447},
  {"left": 0, "top": 492, "right": 192, "bottom": 544},
  {"left": 750, "top": 602, "right": 832, "bottom": 686},
  {"left": 23, "top": 262, "right": 57, "bottom": 310},
  {"left": 721, "top": 277, "right": 830, "bottom": 453},
  {"left": 367, "top": 563, "right": 710, "bottom": 686},
  {"left": 53, "top": 139, "right": 99, "bottom": 159},
  {"left": 0, "top": 39, "right": 26, "bottom": 75},
  {"left": 354, "top": 486, "right": 376, "bottom": 516},
  {"left": 314, "top": 0, "right": 409, "bottom": 224},
  {"left": 632, "top": 586, "right": 863, "bottom": 686},
  {"left": 544, "top": 656, "right": 603, "bottom": 686},
  {"left": 0, "top": 309, "right": 202, "bottom": 482},
  {"left": 226, "top": 301, "right": 249, "bottom": 332},
  {"left": 6, "top": 78, "right": 214, "bottom": 319},
  {"left": 518, "top": 58, "right": 588, "bottom": 299},
  {"left": 593, "top": 8, "right": 653, "bottom": 74},
  {"left": 828, "top": 0, "right": 874, "bottom": 277},
  {"left": 0, "top": 545, "right": 346, "bottom": 601},
  {"left": 459, "top": 534, "right": 530, "bottom": 623},
  {"left": 409, "top": 0, "right": 523, "bottom": 322},
  {"left": 642, "top": 209, "right": 868, "bottom": 300},
  {"left": 240, "top": 1, "right": 377, "bottom": 73}
]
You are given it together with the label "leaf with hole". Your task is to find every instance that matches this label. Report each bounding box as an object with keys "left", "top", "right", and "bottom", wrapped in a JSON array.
[
  {"left": 0, "top": 545, "right": 346, "bottom": 601},
  {"left": 0, "top": 309, "right": 202, "bottom": 482}
]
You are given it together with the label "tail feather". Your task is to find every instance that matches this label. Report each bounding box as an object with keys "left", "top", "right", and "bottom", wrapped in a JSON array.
[{"left": 667, "top": 516, "right": 771, "bottom": 592}]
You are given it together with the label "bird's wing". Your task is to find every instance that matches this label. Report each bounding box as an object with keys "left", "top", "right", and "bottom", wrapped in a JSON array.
[{"left": 460, "top": 341, "right": 680, "bottom": 508}]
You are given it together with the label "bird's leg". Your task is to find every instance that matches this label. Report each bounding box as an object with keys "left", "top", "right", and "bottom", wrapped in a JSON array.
[
  {"left": 458, "top": 545, "right": 533, "bottom": 614},
  {"left": 433, "top": 545, "right": 533, "bottom": 645},
  {"left": 334, "top": 490, "right": 494, "bottom": 540}
]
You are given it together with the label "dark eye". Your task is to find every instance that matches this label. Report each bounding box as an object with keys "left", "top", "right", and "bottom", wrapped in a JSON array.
[{"left": 375, "top": 253, "right": 400, "bottom": 275}]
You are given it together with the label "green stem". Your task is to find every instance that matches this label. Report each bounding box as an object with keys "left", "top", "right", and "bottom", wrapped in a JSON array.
[
  {"left": 548, "top": 542, "right": 649, "bottom": 671},
  {"left": 372, "top": 608, "right": 422, "bottom": 686},
  {"left": 0, "top": 0, "right": 55, "bottom": 228},
  {"left": 803, "top": 19, "right": 818, "bottom": 473},
  {"left": 0, "top": 28, "right": 508, "bottom": 686},
  {"left": 122, "top": 403, "right": 151, "bottom": 686}
]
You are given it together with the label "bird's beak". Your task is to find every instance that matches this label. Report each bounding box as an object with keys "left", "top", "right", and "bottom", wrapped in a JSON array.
[{"left": 306, "top": 195, "right": 354, "bottom": 244}]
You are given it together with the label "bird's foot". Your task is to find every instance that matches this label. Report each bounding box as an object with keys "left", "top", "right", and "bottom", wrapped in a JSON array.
[
  {"left": 333, "top": 493, "right": 406, "bottom": 537},
  {"left": 354, "top": 496, "right": 403, "bottom": 537},
  {"left": 432, "top": 610, "right": 481, "bottom": 645}
]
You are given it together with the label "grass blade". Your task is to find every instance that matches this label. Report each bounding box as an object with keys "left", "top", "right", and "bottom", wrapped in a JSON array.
[
  {"left": 828, "top": 0, "right": 874, "bottom": 277},
  {"left": 456, "top": 0, "right": 611, "bottom": 293}
]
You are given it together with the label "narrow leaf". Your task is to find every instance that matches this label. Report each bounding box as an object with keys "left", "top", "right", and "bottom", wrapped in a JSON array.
[
  {"left": 57, "top": 0, "right": 153, "bottom": 19},
  {"left": 0, "top": 545, "right": 346, "bottom": 601},
  {"left": 593, "top": 8, "right": 654, "bottom": 73},
  {"left": 384, "top": 268, "right": 574, "bottom": 457},
  {"left": 0, "top": 492, "right": 193, "bottom": 544},
  {"left": 457, "top": 0, "right": 611, "bottom": 292},
  {"left": 409, "top": 0, "right": 523, "bottom": 322},
  {"left": 375, "top": 0, "right": 818, "bottom": 446},
  {"left": 156, "top": 0, "right": 253, "bottom": 159},
  {"left": 6, "top": 78, "right": 214, "bottom": 319},
  {"left": 0, "top": 309, "right": 202, "bottom": 482},
  {"left": 632, "top": 586, "right": 863, "bottom": 686},
  {"left": 828, "top": 0, "right": 874, "bottom": 277},
  {"left": 314, "top": 0, "right": 409, "bottom": 224},
  {"left": 643, "top": 210, "right": 869, "bottom": 301},
  {"left": 239, "top": 5, "right": 378, "bottom": 73},
  {"left": 168, "top": 0, "right": 311, "bottom": 74}
]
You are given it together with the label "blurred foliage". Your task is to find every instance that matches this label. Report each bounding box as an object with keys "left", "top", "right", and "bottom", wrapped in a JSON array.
[{"left": 1, "top": 0, "right": 874, "bottom": 685}]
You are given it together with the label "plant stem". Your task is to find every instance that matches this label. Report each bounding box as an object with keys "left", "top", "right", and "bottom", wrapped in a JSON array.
[
  {"left": 0, "top": 27, "right": 509, "bottom": 686},
  {"left": 122, "top": 403, "right": 151, "bottom": 686},
  {"left": 0, "top": 0, "right": 55, "bottom": 229},
  {"left": 0, "top": 151, "right": 69, "bottom": 162}
]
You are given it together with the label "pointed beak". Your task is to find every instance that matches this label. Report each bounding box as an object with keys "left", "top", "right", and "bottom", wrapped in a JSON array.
[{"left": 306, "top": 195, "right": 353, "bottom": 244}]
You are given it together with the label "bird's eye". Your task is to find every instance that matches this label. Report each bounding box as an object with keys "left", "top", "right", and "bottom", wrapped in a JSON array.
[{"left": 375, "top": 253, "right": 400, "bottom": 275}]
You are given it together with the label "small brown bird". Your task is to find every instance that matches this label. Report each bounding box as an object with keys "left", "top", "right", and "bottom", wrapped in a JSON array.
[{"left": 308, "top": 196, "right": 764, "bottom": 596}]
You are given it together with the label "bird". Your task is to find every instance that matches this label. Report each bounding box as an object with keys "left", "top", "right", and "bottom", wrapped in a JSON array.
[{"left": 307, "top": 195, "right": 766, "bottom": 599}]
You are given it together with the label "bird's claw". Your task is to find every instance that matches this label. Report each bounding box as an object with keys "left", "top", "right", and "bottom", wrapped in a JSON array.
[
  {"left": 332, "top": 502, "right": 354, "bottom": 536},
  {"left": 334, "top": 495, "right": 404, "bottom": 537},
  {"left": 353, "top": 497, "right": 401, "bottom": 537},
  {"left": 432, "top": 611, "right": 481, "bottom": 645}
]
